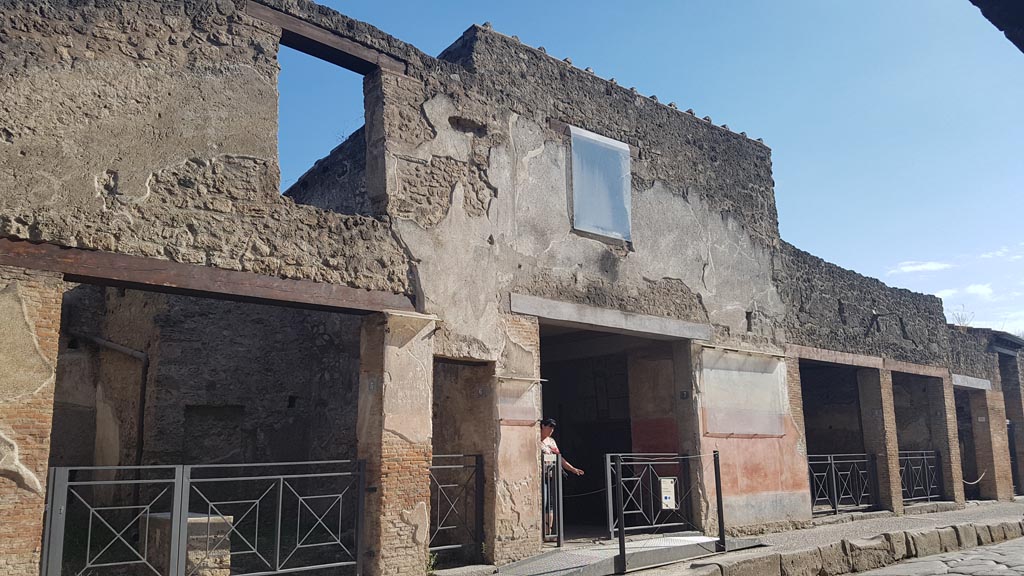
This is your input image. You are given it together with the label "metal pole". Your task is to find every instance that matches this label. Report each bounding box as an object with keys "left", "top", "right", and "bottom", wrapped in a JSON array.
[
  {"left": 829, "top": 455, "right": 839, "bottom": 515},
  {"left": 614, "top": 454, "right": 627, "bottom": 574},
  {"left": 934, "top": 450, "right": 943, "bottom": 501},
  {"left": 606, "top": 454, "right": 615, "bottom": 540},
  {"left": 713, "top": 451, "right": 726, "bottom": 553},
  {"left": 556, "top": 454, "right": 564, "bottom": 548},
  {"left": 475, "top": 454, "right": 485, "bottom": 557}
]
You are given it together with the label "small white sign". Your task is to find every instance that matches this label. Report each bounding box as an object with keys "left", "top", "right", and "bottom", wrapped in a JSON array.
[{"left": 660, "top": 478, "right": 678, "bottom": 510}]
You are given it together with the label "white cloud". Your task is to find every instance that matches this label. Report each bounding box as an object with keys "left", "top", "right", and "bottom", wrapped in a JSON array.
[
  {"left": 980, "top": 247, "right": 1009, "bottom": 259},
  {"left": 886, "top": 261, "right": 954, "bottom": 275},
  {"left": 966, "top": 284, "right": 994, "bottom": 299},
  {"left": 934, "top": 289, "right": 958, "bottom": 299}
]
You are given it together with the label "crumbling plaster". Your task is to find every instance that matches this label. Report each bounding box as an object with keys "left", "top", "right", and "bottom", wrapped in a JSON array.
[{"left": 381, "top": 79, "right": 785, "bottom": 362}]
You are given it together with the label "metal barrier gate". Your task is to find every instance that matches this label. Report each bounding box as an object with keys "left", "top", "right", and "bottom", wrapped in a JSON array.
[
  {"left": 607, "top": 452, "right": 725, "bottom": 574},
  {"left": 429, "top": 455, "right": 484, "bottom": 558},
  {"left": 899, "top": 450, "right": 943, "bottom": 503},
  {"left": 807, "top": 453, "right": 878, "bottom": 515},
  {"left": 40, "top": 461, "right": 365, "bottom": 576}
]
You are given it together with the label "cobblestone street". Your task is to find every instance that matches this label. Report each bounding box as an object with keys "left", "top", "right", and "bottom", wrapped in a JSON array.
[{"left": 864, "top": 538, "right": 1024, "bottom": 575}]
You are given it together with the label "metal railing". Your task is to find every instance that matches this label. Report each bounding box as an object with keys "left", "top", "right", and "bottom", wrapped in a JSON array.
[
  {"left": 605, "top": 453, "right": 696, "bottom": 540},
  {"left": 807, "top": 453, "right": 877, "bottom": 515},
  {"left": 899, "top": 450, "right": 943, "bottom": 502},
  {"left": 607, "top": 452, "right": 725, "bottom": 574},
  {"left": 428, "top": 455, "right": 483, "bottom": 558},
  {"left": 40, "top": 460, "right": 365, "bottom": 576},
  {"left": 542, "top": 453, "right": 565, "bottom": 547}
]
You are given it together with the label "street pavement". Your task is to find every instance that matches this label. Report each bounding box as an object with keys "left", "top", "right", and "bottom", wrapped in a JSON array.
[{"left": 862, "top": 537, "right": 1024, "bottom": 575}]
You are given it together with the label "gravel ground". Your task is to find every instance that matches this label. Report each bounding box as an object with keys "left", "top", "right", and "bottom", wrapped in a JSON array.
[
  {"left": 861, "top": 538, "right": 1024, "bottom": 575},
  {"left": 643, "top": 501, "right": 1024, "bottom": 574}
]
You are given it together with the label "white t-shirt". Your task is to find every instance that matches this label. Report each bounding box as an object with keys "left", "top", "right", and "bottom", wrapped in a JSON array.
[{"left": 541, "top": 436, "right": 559, "bottom": 464}]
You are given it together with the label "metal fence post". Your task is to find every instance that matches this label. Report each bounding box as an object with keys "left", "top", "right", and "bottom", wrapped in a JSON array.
[
  {"left": 869, "top": 454, "right": 880, "bottom": 511},
  {"left": 682, "top": 455, "right": 693, "bottom": 527},
  {"left": 605, "top": 454, "right": 615, "bottom": 541},
  {"left": 829, "top": 455, "right": 840, "bottom": 515},
  {"left": 356, "top": 459, "right": 366, "bottom": 576},
  {"left": 475, "top": 454, "right": 485, "bottom": 555},
  {"left": 175, "top": 466, "right": 191, "bottom": 576},
  {"left": 43, "top": 467, "right": 69, "bottom": 576},
  {"left": 713, "top": 451, "right": 726, "bottom": 552},
  {"left": 614, "top": 454, "right": 627, "bottom": 574},
  {"left": 934, "top": 450, "right": 943, "bottom": 501}
]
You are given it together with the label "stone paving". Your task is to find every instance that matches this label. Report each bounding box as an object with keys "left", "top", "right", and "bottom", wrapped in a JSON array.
[
  {"left": 644, "top": 501, "right": 1024, "bottom": 574},
  {"left": 861, "top": 538, "right": 1024, "bottom": 575}
]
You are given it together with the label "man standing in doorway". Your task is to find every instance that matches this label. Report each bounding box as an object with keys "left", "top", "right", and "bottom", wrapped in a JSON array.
[{"left": 540, "top": 418, "right": 583, "bottom": 538}]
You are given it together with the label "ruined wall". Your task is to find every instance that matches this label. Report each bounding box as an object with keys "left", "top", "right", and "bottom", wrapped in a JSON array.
[
  {"left": 949, "top": 327, "right": 1001, "bottom": 383},
  {"left": 90, "top": 289, "right": 162, "bottom": 469},
  {"left": 0, "top": 0, "right": 410, "bottom": 293},
  {"left": 49, "top": 285, "right": 105, "bottom": 467},
  {"left": 88, "top": 289, "right": 363, "bottom": 465},
  {"left": 286, "top": 127, "right": 374, "bottom": 215},
  {"left": 775, "top": 242, "right": 949, "bottom": 366},
  {"left": 0, "top": 266, "right": 63, "bottom": 576}
]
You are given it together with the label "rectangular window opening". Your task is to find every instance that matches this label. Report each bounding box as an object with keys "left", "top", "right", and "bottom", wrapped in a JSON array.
[
  {"left": 277, "top": 44, "right": 367, "bottom": 213},
  {"left": 569, "top": 126, "right": 632, "bottom": 244}
]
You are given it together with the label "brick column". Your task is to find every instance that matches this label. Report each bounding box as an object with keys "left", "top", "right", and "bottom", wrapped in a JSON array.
[
  {"left": 926, "top": 375, "right": 965, "bottom": 504},
  {"left": 969, "top": 390, "right": 1015, "bottom": 501},
  {"left": 1001, "top": 354, "right": 1024, "bottom": 495},
  {"left": 0, "top": 265, "right": 64, "bottom": 576},
  {"left": 857, "top": 368, "right": 903, "bottom": 514},
  {"left": 357, "top": 311, "right": 436, "bottom": 576}
]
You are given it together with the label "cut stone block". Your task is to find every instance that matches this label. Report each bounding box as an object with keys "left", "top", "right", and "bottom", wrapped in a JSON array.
[
  {"left": 819, "top": 541, "right": 852, "bottom": 576},
  {"left": 845, "top": 535, "right": 894, "bottom": 572},
  {"left": 780, "top": 548, "right": 822, "bottom": 576}
]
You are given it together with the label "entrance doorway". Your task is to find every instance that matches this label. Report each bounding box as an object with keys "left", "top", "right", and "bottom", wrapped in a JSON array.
[{"left": 539, "top": 324, "right": 691, "bottom": 540}]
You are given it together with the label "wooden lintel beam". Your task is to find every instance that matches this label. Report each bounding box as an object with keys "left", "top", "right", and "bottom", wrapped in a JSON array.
[
  {"left": 0, "top": 238, "right": 415, "bottom": 314},
  {"left": 247, "top": 1, "right": 405, "bottom": 75}
]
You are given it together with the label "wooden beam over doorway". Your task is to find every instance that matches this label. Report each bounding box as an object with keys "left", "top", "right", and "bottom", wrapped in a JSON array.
[
  {"left": 247, "top": 1, "right": 406, "bottom": 74},
  {"left": 0, "top": 238, "right": 415, "bottom": 314}
]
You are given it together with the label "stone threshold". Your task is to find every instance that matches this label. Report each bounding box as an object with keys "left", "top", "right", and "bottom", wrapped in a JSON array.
[{"left": 687, "top": 520, "right": 1024, "bottom": 576}]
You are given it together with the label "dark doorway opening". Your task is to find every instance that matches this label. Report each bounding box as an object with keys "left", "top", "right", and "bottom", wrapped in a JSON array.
[
  {"left": 540, "top": 323, "right": 692, "bottom": 541},
  {"left": 955, "top": 388, "right": 981, "bottom": 500}
]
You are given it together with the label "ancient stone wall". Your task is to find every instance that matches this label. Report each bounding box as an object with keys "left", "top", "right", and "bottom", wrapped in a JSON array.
[
  {"left": 0, "top": 265, "right": 64, "bottom": 576},
  {"left": 774, "top": 242, "right": 949, "bottom": 366},
  {"left": 0, "top": 0, "right": 410, "bottom": 293},
  {"left": 287, "top": 127, "right": 374, "bottom": 215},
  {"left": 949, "top": 327, "right": 1001, "bottom": 383}
]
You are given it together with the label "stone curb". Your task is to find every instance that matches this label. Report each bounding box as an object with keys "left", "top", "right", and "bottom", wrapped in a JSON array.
[{"left": 689, "top": 520, "right": 1024, "bottom": 576}]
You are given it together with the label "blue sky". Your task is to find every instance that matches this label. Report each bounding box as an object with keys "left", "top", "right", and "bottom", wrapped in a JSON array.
[{"left": 278, "top": 0, "right": 1024, "bottom": 334}]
